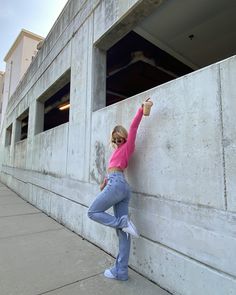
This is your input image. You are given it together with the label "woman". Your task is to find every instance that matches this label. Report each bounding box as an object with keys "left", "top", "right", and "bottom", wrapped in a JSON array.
[{"left": 88, "top": 98, "right": 152, "bottom": 281}]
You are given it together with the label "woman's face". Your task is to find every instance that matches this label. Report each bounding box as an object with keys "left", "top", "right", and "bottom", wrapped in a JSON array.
[{"left": 112, "top": 133, "right": 126, "bottom": 147}]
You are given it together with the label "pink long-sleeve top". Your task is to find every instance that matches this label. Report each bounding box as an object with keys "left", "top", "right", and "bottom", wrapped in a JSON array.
[{"left": 108, "top": 107, "right": 143, "bottom": 170}]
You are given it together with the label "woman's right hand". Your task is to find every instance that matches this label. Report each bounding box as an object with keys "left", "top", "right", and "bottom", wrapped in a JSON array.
[{"left": 100, "top": 178, "right": 108, "bottom": 191}]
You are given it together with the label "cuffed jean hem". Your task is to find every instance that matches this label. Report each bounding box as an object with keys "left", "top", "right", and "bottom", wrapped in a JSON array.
[{"left": 110, "top": 266, "right": 129, "bottom": 281}]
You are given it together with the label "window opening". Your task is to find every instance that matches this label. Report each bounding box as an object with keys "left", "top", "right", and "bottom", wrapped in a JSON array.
[
  {"left": 16, "top": 109, "right": 29, "bottom": 142},
  {"left": 106, "top": 31, "right": 193, "bottom": 106},
  {"left": 5, "top": 124, "right": 12, "bottom": 146},
  {"left": 35, "top": 69, "right": 71, "bottom": 135},
  {"left": 43, "top": 82, "right": 70, "bottom": 132}
]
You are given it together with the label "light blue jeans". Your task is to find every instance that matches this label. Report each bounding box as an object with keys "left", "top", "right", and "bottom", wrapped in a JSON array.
[{"left": 88, "top": 172, "right": 131, "bottom": 280}]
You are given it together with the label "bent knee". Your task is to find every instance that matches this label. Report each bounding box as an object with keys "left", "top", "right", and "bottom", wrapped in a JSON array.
[{"left": 87, "top": 208, "right": 94, "bottom": 219}]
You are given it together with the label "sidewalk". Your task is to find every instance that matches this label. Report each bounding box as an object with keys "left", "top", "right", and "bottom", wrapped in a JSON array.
[{"left": 0, "top": 181, "right": 170, "bottom": 295}]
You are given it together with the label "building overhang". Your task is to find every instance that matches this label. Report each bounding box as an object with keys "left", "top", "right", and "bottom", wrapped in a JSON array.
[{"left": 135, "top": 0, "right": 236, "bottom": 69}]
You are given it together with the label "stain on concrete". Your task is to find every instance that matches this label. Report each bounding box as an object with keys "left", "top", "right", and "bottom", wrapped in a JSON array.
[
  {"left": 98, "top": 0, "right": 162, "bottom": 50},
  {"left": 223, "top": 137, "right": 231, "bottom": 148},
  {"left": 90, "top": 141, "right": 107, "bottom": 184},
  {"left": 166, "top": 141, "right": 173, "bottom": 151},
  {"left": 42, "top": 170, "right": 61, "bottom": 178},
  {"left": 105, "top": 0, "right": 116, "bottom": 27}
]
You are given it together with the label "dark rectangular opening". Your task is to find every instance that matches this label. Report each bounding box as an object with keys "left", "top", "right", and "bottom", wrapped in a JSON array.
[
  {"left": 106, "top": 31, "right": 193, "bottom": 106},
  {"left": 43, "top": 82, "right": 70, "bottom": 132},
  {"left": 21, "top": 115, "right": 29, "bottom": 140},
  {"left": 16, "top": 109, "right": 29, "bottom": 142},
  {"left": 36, "top": 70, "right": 71, "bottom": 134},
  {"left": 5, "top": 124, "right": 12, "bottom": 146}
]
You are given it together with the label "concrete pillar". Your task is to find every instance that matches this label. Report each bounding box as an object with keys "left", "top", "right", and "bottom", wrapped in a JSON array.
[{"left": 92, "top": 47, "right": 106, "bottom": 111}]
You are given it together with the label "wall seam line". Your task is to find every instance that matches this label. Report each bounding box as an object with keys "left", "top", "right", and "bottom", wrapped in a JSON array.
[
  {"left": 218, "top": 65, "right": 228, "bottom": 210},
  {"left": 1, "top": 170, "right": 88, "bottom": 209},
  {"left": 2, "top": 165, "right": 235, "bottom": 214}
]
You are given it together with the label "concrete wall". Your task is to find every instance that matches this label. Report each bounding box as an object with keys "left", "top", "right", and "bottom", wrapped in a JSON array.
[{"left": 0, "top": 1, "right": 236, "bottom": 294}]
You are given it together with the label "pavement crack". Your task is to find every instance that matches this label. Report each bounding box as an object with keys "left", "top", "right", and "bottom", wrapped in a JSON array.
[
  {"left": 0, "top": 228, "right": 64, "bottom": 241},
  {"left": 35, "top": 272, "right": 103, "bottom": 294},
  {"left": 0, "top": 212, "right": 41, "bottom": 219}
]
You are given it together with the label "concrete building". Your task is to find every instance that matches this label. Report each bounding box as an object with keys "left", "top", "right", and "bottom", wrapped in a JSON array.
[
  {"left": 0, "top": 29, "right": 44, "bottom": 131},
  {"left": 0, "top": 71, "right": 4, "bottom": 123},
  {"left": 0, "top": 0, "right": 236, "bottom": 294}
]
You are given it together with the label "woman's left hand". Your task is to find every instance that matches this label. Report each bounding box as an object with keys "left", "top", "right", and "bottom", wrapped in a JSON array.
[{"left": 142, "top": 97, "right": 152, "bottom": 108}]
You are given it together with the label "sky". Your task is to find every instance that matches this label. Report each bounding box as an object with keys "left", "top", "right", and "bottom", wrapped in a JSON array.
[{"left": 0, "top": 0, "right": 68, "bottom": 71}]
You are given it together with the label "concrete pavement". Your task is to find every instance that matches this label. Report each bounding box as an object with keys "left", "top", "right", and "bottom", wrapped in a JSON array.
[{"left": 0, "top": 181, "right": 170, "bottom": 295}]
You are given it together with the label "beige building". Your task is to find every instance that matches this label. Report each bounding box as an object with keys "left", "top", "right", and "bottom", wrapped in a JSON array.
[
  {"left": 0, "top": 29, "right": 44, "bottom": 130},
  {"left": 0, "top": 71, "right": 4, "bottom": 124}
]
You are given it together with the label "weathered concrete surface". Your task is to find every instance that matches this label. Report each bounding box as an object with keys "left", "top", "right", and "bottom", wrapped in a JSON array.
[
  {"left": 220, "top": 56, "right": 236, "bottom": 212},
  {"left": 0, "top": 181, "right": 169, "bottom": 295},
  {"left": 93, "top": 0, "right": 163, "bottom": 50},
  {"left": 31, "top": 123, "right": 69, "bottom": 175},
  {"left": 91, "top": 65, "right": 225, "bottom": 209}
]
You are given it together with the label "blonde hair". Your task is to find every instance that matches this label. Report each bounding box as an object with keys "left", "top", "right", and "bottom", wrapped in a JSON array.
[{"left": 110, "top": 125, "right": 128, "bottom": 148}]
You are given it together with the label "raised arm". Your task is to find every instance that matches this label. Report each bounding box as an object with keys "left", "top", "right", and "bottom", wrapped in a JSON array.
[{"left": 126, "top": 107, "right": 143, "bottom": 155}]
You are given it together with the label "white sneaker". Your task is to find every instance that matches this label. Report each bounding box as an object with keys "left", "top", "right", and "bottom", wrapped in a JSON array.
[
  {"left": 122, "top": 219, "right": 140, "bottom": 238},
  {"left": 104, "top": 269, "right": 116, "bottom": 279}
]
